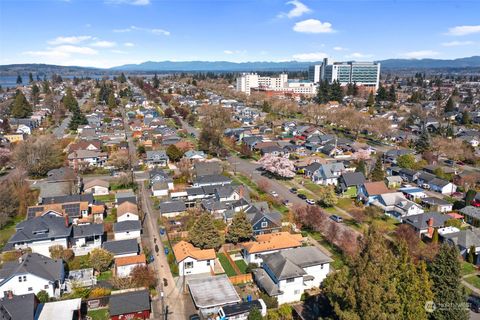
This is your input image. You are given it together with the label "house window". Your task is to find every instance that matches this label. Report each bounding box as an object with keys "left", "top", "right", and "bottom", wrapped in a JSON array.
[
  {"left": 23, "top": 276, "right": 26, "bottom": 281},
  {"left": 321, "top": 264, "right": 324, "bottom": 269},
  {"left": 28, "top": 287, "right": 33, "bottom": 292},
  {"left": 185, "top": 262, "right": 194, "bottom": 269},
  {"left": 286, "top": 278, "right": 295, "bottom": 283},
  {"left": 206, "top": 260, "right": 211, "bottom": 266},
  {"left": 18, "top": 276, "right": 22, "bottom": 282},
  {"left": 44, "top": 285, "right": 49, "bottom": 289},
  {"left": 261, "top": 222, "right": 268, "bottom": 228},
  {"left": 294, "top": 290, "right": 301, "bottom": 295}
]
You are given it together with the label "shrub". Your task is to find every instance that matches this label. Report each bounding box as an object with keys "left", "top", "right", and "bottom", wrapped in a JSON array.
[
  {"left": 37, "top": 290, "right": 49, "bottom": 303},
  {"left": 259, "top": 292, "right": 278, "bottom": 309},
  {"left": 89, "top": 287, "right": 111, "bottom": 298}
]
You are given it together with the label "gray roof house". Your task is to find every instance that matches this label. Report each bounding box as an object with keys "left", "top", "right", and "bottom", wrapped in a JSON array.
[
  {"left": 443, "top": 228, "right": 480, "bottom": 264},
  {"left": 113, "top": 220, "right": 142, "bottom": 233},
  {"left": 159, "top": 200, "right": 187, "bottom": 218},
  {"left": 460, "top": 206, "right": 480, "bottom": 226},
  {"left": 338, "top": 172, "right": 366, "bottom": 193},
  {"left": 145, "top": 150, "right": 168, "bottom": 167},
  {"left": 0, "top": 293, "right": 38, "bottom": 320},
  {"left": 193, "top": 174, "right": 232, "bottom": 187},
  {"left": 102, "top": 239, "right": 139, "bottom": 258},
  {"left": 305, "top": 162, "right": 345, "bottom": 186},
  {"left": 403, "top": 212, "right": 450, "bottom": 236},
  {"left": 109, "top": 289, "right": 151, "bottom": 319}
]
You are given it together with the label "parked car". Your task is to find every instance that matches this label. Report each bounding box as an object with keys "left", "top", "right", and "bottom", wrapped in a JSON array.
[
  {"left": 468, "top": 296, "right": 480, "bottom": 313},
  {"left": 282, "top": 199, "right": 290, "bottom": 206},
  {"left": 298, "top": 193, "right": 307, "bottom": 200},
  {"left": 445, "top": 159, "right": 455, "bottom": 166},
  {"left": 290, "top": 188, "right": 298, "bottom": 194},
  {"left": 457, "top": 161, "right": 465, "bottom": 166},
  {"left": 306, "top": 199, "right": 315, "bottom": 205},
  {"left": 330, "top": 215, "right": 343, "bottom": 223},
  {"left": 270, "top": 191, "right": 279, "bottom": 198},
  {"left": 189, "top": 315, "right": 201, "bottom": 320}
]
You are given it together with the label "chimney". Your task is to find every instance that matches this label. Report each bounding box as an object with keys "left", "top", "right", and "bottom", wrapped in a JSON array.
[
  {"left": 427, "top": 218, "right": 434, "bottom": 238},
  {"left": 7, "top": 291, "right": 13, "bottom": 300},
  {"left": 64, "top": 215, "right": 69, "bottom": 227}
]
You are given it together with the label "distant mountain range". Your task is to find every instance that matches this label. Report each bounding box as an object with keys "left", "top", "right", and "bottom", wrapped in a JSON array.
[{"left": 1, "top": 56, "right": 480, "bottom": 74}]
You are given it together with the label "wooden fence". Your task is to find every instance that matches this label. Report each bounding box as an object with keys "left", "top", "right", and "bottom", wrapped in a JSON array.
[{"left": 229, "top": 273, "right": 253, "bottom": 285}]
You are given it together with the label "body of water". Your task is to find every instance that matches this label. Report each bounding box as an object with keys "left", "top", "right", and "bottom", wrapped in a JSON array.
[{"left": 0, "top": 74, "right": 115, "bottom": 89}]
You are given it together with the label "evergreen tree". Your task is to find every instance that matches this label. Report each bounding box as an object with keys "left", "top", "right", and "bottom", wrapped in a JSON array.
[
  {"left": 388, "top": 85, "right": 396, "bottom": 102},
  {"left": 31, "top": 84, "right": 40, "bottom": 106},
  {"left": 28, "top": 72, "right": 34, "bottom": 84},
  {"left": 188, "top": 214, "right": 222, "bottom": 250},
  {"left": 10, "top": 90, "right": 32, "bottom": 118},
  {"left": 315, "top": 80, "right": 330, "bottom": 104},
  {"left": 107, "top": 92, "right": 116, "bottom": 109},
  {"left": 352, "top": 82, "right": 358, "bottom": 96},
  {"left": 461, "top": 110, "right": 471, "bottom": 125},
  {"left": 152, "top": 73, "right": 160, "bottom": 89},
  {"left": 376, "top": 84, "right": 387, "bottom": 102},
  {"left": 16, "top": 75, "right": 22, "bottom": 85},
  {"left": 371, "top": 156, "right": 385, "bottom": 181},
  {"left": 429, "top": 244, "right": 468, "bottom": 320},
  {"left": 432, "top": 228, "right": 439, "bottom": 244},
  {"left": 396, "top": 241, "right": 433, "bottom": 320},
  {"left": 62, "top": 87, "right": 78, "bottom": 111},
  {"left": 166, "top": 144, "right": 184, "bottom": 162},
  {"left": 42, "top": 80, "right": 50, "bottom": 94},
  {"left": 445, "top": 96, "right": 455, "bottom": 113},
  {"left": 433, "top": 88, "right": 442, "bottom": 101},
  {"left": 366, "top": 91, "right": 375, "bottom": 112},
  {"left": 226, "top": 211, "right": 253, "bottom": 244},
  {"left": 247, "top": 308, "right": 263, "bottom": 320},
  {"left": 329, "top": 80, "right": 344, "bottom": 103},
  {"left": 468, "top": 246, "right": 476, "bottom": 264},
  {"left": 415, "top": 129, "right": 432, "bottom": 153},
  {"left": 465, "top": 189, "right": 477, "bottom": 206},
  {"left": 355, "top": 159, "right": 367, "bottom": 176},
  {"left": 118, "top": 72, "right": 127, "bottom": 83}
]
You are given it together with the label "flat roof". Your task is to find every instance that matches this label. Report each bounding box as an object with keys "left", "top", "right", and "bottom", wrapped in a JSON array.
[
  {"left": 187, "top": 275, "right": 241, "bottom": 309},
  {"left": 37, "top": 298, "right": 81, "bottom": 320}
]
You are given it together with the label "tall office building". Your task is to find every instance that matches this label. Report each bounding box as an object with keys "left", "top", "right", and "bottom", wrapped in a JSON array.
[
  {"left": 308, "top": 64, "right": 322, "bottom": 84},
  {"left": 310, "top": 58, "right": 381, "bottom": 90}
]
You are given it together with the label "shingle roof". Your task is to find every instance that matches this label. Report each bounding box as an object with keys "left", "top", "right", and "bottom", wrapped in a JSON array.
[
  {"left": 84, "top": 179, "right": 109, "bottom": 189},
  {"left": 72, "top": 224, "right": 104, "bottom": 239},
  {"left": 113, "top": 220, "right": 141, "bottom": 233},
  {"left": 109, "top": 290, "right": 150, "bottom": 316},
  {"left": 404, "top": 212, "right": 450, "bottom": 230},
  {"left": 363, "top": 181, "right": 391, "bottom": 196},
  {"left": 173, "top": 241, "right": 216, "bottom": 262},
  {"left": 117, "top": 201, "right": 139, "bottom": 217},
  {"left": 102, "top": 239, "right": 139, "bottom": 256},
  {"left": 340, "top": 172, "right": 366, "bottom": 188},
  {"left": 460, "top": 206, "right": 480, "bottom": 219},
  {"left": 115, "top": 254, "right": 146, "bottom": 267},
  {"left": 0, "top": 294, "right": 37, "bottom": 320},
  {"left": 8, "top": 215, "right": 71, "bottom": 244},
  {"left": 0, "top": 253, "right": 63, "bottom": 286},
  {"left": 159, "top": 200, "right": 186, "bottom": 214},
  {"left": 241, "top": 232, "right": 303, "bottom": 254}
]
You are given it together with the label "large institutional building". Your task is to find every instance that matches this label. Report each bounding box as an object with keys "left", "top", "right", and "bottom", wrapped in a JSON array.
[
  {"left": 309, "top": 58, "right": 380, "bottom": 90},
  {"left": 236, "top": 73, "right": 316, "bottom": 96}
]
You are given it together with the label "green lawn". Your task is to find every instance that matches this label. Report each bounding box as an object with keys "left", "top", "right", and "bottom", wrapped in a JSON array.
[
  {"left": 336, "top": 198, "right": 355, "bottom": 211},
  {"left": 94, "top": 194, "right": 115, "bottom": 202},
  {"left": 97, "top": 271, "right": 112, "bottom": 281},
  {"left": 464, "top": 274, "right": 480, "bottom": 289},
  {"left": 0, "top": 215, "right": 25, "bottom": 250},
  {"left": 235, "top": 259, "right": 248, "bottom": 274},
  {"left": 87, "top": 309, "right": 109, "bottom": 320},
  {"left": 462, "top": 262, "right": 476, "bottom": 276},
  {"left": 307, "top": 231, "right": 345, "bottom": 270},
  {"left": 217, "top": 253, "right": 237, "bottom": 277}
]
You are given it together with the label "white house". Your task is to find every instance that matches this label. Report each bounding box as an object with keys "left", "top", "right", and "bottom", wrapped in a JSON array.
[
  {"left": 83, "top": 179, "right": 109, "bottom": 196},
  {"left": 371, "top": 192, "right": 424, "bottom": 221},
  {"left": 5, "top": 215, "right": 71, "bottom": 258},
  {"left": 113, "top": 220, "right": 142, "bottom": 241},
  {"left": 240, "top": 232, "right": 303, "bottom": 265},
  {"left": 0, "top": 253, "right": 65, "bottom": 299},
  {"left": 152, "top": 182, "right": 170, "bottom": 197},
  {"left": 252, "top": 246, "right": 332, "bottom": 305},
  {"left": 116, "top": 201, "right": 139, "bottom": 222},
  {"left": 173, "top": 241, "right": 216, "bottom": 276},
  {"left": 102, "top": 239, "right": 140, "bottom": 259},
  {"left": 71, "top": 224, "right": 104, "bottom": 256},
  {"left": 428, "top": 178, "right": 457, "bottom": 195},
  {"left": 304, "top": 162, "right": 345, "bottom": 186},
  {"left": 114, "top": 254, "right": 146, "bottom": 277}
]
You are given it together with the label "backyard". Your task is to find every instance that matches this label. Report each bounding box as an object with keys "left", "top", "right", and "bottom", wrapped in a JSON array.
[{"left": 87, "top": 309, "right": 109, "bottom": 320}]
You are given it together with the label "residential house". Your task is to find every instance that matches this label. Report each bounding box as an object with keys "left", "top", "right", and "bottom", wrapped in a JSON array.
[
  {"left": 36, "top": 297, "right": 82, "bottom": 320},
  {"left": 252, "top": 246, "right": 332, "bottom": 305},
  {"left": 244, "top": 203, "right": 282, "bottom": 235},
  {"left": 241, "top": 232, "right": 303, "bottom": 265},
  {"left": 399, "top": 187, "right": 427, "bottom": 201},
  {"left": 193, "top": 174, "right": 232, "bottom": 187},
  {"left": 385, "top": 175, "right": 403, "bottom": 189},
  {"left": 159, "top": 200, "right": 187, "bottom": 218},
  {"left": 114, "top": 254, "right": 146, "bottom": 278},
  {"left": 184, "top": 150, "right": 207, "bottom": 161},
  {"left": 109, "top": 290, "right": 151, "bottom": 320},
  {"left": 371, "top": 192, "right": 424, "bottom": 221},
  {"left": 102, "top": 239, "right": 140, "bottom": 258},
  {"left": 460, "top": 206, "right": 480, "bottom": 227},
  {"left": 403, "top": 212, "right": 451, "bottom": 237},
  {"left": 217, "top": 300, "right": 267, "bottom": 319},
  {"left": 67, "top": 150, "right": 108, "bottom": 169},
  {"left": 5, "top": 215, "right": 72, "bottom": 258},
  {"left": 115, "top": 190, "right": 137, "bottom": 206},
  {"left": 0, "top": 253, "right": 65, "bottom": 299},
  {"left": 173, "top": 241, "right": 216, "bottom": 276},
  {"left": 71, "top": 224, "right": 104, "bottom": 256},
  {"left": 421, "top": 197, "right": 453, "bottom": 213},
  {"left": 0, "top": 293, "right": 39, "bottom": 320},
  {"left": 149, "top": 168, "right": 174, "bottom": 190},
  {"left": 113, "top": 220, "right": 142, "bottom": 241},
  {"left": 338, "top": 172, "right": 366, "bottom": 197},
  {"left": 357, "top": 181, "right": 393, "bottom": 204},
  {"left": 145, "top": 150, "right": 168, "bottom": 167},
  {"left": 304, "top": 162, "right": 345, "bottom": 186},
  {"left": 194, "top": 161, "right": 222, "bottom": 177},
  {"left": 428, "top": 178, "right": 457, "bottom": 195},
  {"left": 117, "top": 201, "right": 139, "bottom": 222},
  {"left": 443, "top": 228, "right": 480, "bottom": 265},
  {"left": 83, "top": 179, "right": 109, "bottom": 196}
]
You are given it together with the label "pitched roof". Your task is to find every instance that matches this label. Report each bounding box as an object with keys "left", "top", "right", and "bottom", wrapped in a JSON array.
[
  {"left": 115, "top": 254, "right": 146, "bottom": 267},
  {"left": 8, "top": 215, "right": 71, "bottom": 245},
  {"left": 117, "top": 201, "right": 139, "bottom": 217},
  {"left": 0, "top": 253, "right": 63, "bottom": 286},
  {"left": 102, "top": 239, "right": 139, "bottom": 256},
  {"left": 109, "top": 290, "right": 150, "bottom": 316},
  {"left": 363, "top": 181, "right": 391, "bottom": 196},
  {"left": 404, "top": 212, "right": 450, "bottom": 230},
  {"left": 113, "top": 220, "right": 141, "bottom": 233},
  {"left": 72, "top": 224, "right": 104, "bottom": 238},
  {"left": 340, "top": 172, "right": 366, "bottom": 188},
  {"left": 159, "top": 200, "right": 187, "bottom": 214},
  {"left": 173, "top": 241, "right": 216, "bottom": 262},
  {"left": 241, "top": 232, "right": 303, "bottom": 254},
  {"left": 0, "top": 294, "right": 37, "bottom": 320},
  {"left": 84, "top": 179, "right": 109, "bottom": 189}
]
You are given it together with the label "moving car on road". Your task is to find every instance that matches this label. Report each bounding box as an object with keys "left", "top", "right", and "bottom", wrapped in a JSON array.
[{"left": 331, "top": 215, "right": 343, "bottom": 223}]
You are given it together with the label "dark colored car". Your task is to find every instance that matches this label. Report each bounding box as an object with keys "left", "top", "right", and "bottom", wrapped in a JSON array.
[
  {"left": 468, "top": 296, "right": 480, "bottom": 313},
  {"left": 298, "top": 193, "right": 307, "bottom": 200},
  {"left": 189, "top": 315, "right": 200, "bottom": 320},
  {"left": 290, "top": 188, "right": 298, "bottom": 194}
]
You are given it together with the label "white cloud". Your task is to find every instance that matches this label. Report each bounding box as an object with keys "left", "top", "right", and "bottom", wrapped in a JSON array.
[
  {"left": 124, "top": 42, "right": 135, "bottom": 47},
  {"left": 278, "top": 0, "right": 311, "bottom": 19},
  {"left": 446, "top": 25, "right": 480, "bottom": 36},
  {"left": 224, "top": 50, "right": 234, "bottom": 54},
  {"left": 23, "top": 45, "right": 98, "bottom": 60},
  {"left": 345, "top": 52, "right": 373, "bottom": 59},
  {"left": 106, "top": 0, "right": 150, "bottom": 5},
  {"left": 293, "top": 19, "right": 334, "bottom": 34},
  {"left": 91, "top": 40, "right": 116, "bottom": 48},
  {"left": 48, "top": 35, "right": 92, "bottom": 45},
  {"left": 111, "top": 49, "right": 127, "bottom": 54},
  {"left": 441, "top": 40, "right": 474, "bottom": 47},
  {"left": 292, "top": 52, "right": 329, "bottom": 61},
  {"left": 333, "top": 46, "right": 346, "bottom": 51},
  {"left": 402, "top": 50, "right": 439, "bottom": 59},
  {"left": 113, "top": 25, "right": 170, "bottom": 36}
]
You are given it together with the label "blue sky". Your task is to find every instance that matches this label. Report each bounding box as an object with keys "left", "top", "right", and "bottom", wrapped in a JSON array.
[{"left": 0, "top": 0, "right": 479, "bottom": 68}]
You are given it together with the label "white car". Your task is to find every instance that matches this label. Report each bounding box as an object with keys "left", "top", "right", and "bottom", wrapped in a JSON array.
[
  {"left": 306, "top": 199, "right": 316, "bottom": 205},
  {"left": 270, "top": 191, "right": 279, "bottom": 198}
]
